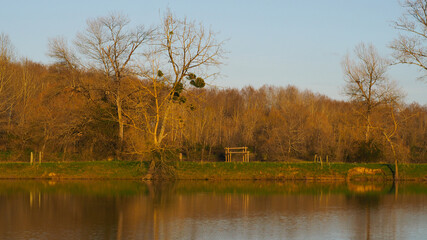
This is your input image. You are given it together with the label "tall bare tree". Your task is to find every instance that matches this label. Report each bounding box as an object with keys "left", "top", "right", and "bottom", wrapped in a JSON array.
[
  {"left": 381, "top": 102, "right": 401, "bottom": 180},
  {"left": 49, "top": 13, "right": 153, "bottom": 156},
  {"left": 0, "top": 33, "right": 15, "bottom": 147},
  {"left": 0, "top": 33, "right": 14, "bottom": 61},
  {"left": 140, "top": 11, "right": 224, "bottom": 147},
  {"left": 123, "top": 11, "right": 225, "bottom": 176},
  {"left": 391, "top": 0, "right": 427, "bottom": 80},
  {"left": 342, "top": 43, "right": 399, "bottom": 142},
  {"left": 0, "top": 33, "right": 15, "bottom": 116}
]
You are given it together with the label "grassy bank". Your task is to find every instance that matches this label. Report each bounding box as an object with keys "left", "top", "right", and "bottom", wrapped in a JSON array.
[
  {"left": 0, "top": 161, "right": 426, "bottom": 181},
  {"left": 176, "top": 162, "right": 427, "bottom": 181},
  {"left": 0, "top": 161, "right": 146, "bottom": 179}
]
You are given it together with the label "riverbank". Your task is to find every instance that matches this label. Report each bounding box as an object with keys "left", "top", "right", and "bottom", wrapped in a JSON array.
[{"left": 0, "top": 161, "right": 426, "bottom": 181}]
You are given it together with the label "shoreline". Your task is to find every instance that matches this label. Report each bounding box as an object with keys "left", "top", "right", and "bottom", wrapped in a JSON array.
[{"left": 0, "top": 161, "right": 425, "bottom": 181}]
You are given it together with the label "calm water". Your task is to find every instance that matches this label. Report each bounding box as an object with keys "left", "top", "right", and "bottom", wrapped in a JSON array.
[{"left": 0, "top": 180, "right": 426, "bottom": 240}]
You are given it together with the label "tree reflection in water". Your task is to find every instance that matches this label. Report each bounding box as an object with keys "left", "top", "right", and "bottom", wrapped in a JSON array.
[{"left": 0, "top": 180, "right": 425, "bottom": 240}]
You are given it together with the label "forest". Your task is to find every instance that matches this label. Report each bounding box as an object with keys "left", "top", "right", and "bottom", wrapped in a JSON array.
[{"left": 0, "top": 5, "right": 426, "bottom": 165}]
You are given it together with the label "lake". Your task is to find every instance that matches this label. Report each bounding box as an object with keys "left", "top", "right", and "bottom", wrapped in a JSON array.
[{"left": 0, "top": 180, "right": 426, "bottom": 240}]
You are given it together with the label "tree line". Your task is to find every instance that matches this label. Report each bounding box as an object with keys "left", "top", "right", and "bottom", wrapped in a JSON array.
[
  {"left": 0, "top": 2, "right": 426, "bottom": 165},
  {"left": 0, "top": 59, "right": 425, "bottom": 163}
]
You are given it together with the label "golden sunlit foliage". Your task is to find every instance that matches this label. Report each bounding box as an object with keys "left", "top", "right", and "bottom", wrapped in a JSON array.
[
  {"left": 0, "top": 56, "right": 425, "bottom": 163},
  {"left": 0, "top": 10, "right": 425, "bottom": 164}
]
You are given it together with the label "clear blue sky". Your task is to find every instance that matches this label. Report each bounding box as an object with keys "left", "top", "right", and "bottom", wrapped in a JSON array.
[{"left": 0, "top": 0, "right": 425, "bottom": 104}]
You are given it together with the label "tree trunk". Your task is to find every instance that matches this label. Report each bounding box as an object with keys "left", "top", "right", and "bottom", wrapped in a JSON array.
[
  {"left": 62, "top": 145, "right": 67, "bottom": 162},
  {"left": 201, "top": 141, "right": 205, "bottom": 162},
  {"left": 384, "top": 132, "right": 399, "bottom": 181},
  {"left": 7, "top": 105, "right": 12, "bottom": 133},
  {"left": 41, "top": 142, "right": 46, "bottom": 163},
  {"left": 391, "top": 140, "right": 399, "bottom": 181},
  {"left": 157, "top": 103, "right": 171, "bottom": 145},
  {"left": 208, "top": 146, "right": 212, "bottom": 162},
  {"left": 395, "top": 158, "right": 399, "bottom": 181},
  {"left": 116, "top": 94, "right": 124, "bottom": 158},
  {"left": 366, "top": 114, "right": 371, "bottom": 142},
  {"left": 89, "top": 140, "right": 95, "bottom": 160}
]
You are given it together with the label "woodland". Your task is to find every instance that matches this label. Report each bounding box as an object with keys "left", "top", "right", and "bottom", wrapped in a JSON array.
[{"left": 0, "top": 3, "right": 426, "bottom": 165}]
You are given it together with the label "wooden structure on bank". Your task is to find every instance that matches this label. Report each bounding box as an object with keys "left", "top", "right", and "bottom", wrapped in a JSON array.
[{"left": 225, "top": 147, "right": 250, "bottom": 162}]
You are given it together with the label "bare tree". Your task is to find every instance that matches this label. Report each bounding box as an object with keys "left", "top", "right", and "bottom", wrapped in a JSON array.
[
  {"left": 381, "top": 102, "right": 401, "bottom": 180},
  {"left": 0, "top": 33, "right": 15, "bottom": 101},
  {"left": 123, "top": 11, "right": 225, "bottom": 177},
  {"left": 342, "top": 43, "right": 401, "bottom": 142},
  {"left": 375, "top": 93, "right": 416, "bottom": 180},
  {"left": 158, "top": 11, "right": 225, "bottom": 84},
  {"left": 0, "top": 33, "right": 16, "bottom": 141},
  {"left": 143, "top": 11, "right": 224, "bottom": 146},
  {"left": 0, "top": 33, "right": 14, "bottom": 61},
  {"left": 0, "top": 33, "right": 15, "bottom": 113},
  {"left": 48, "top": 37, "right": 79, "bottom": 72},
  {"left": 391, "top": 0, "right": 427, "bottom": 79},
  {"left": 49, "top": 13, "right": 153, "bottom": 156}
]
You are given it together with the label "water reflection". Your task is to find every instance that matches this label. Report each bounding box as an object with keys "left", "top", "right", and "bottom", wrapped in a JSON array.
[{"left": 0, "top": 180, "right": 426, "bottom": 240}]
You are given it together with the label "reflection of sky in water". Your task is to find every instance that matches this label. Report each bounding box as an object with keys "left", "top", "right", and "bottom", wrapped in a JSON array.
[
  {"left": 0, "top": 181, "right": 426, "bottom": 240},
  {"left": 157, "top": 195, "right": 426, "bottom": 240}
]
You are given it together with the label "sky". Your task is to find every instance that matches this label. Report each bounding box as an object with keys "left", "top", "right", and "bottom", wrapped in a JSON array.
[{"left": 0, "top": 0, "right": 426, "bottom": 104}]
